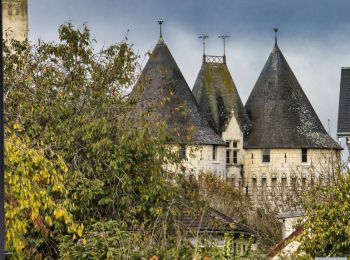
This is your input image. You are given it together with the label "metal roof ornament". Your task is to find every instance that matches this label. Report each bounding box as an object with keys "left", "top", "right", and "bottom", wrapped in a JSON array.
[
  {"left": 198, "top": 35, "right": 209, "bottom": 60},
  {"left": 157, "top": 20, "right": 164, "bottom": 43},
  {"left": 273, "top": 28, "right": 279, "bottom": 46},
  {"left": 218, "top": 35, "right": 230, "bottom": 57}
]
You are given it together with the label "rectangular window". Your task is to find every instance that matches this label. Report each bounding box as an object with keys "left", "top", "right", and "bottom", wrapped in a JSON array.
[
  {"left": 179, "top": 145, "right": 186, "bottom": 159},
  {"left": 233, "top": 150, "right": 238, "bottom": 164},
  {"left": 302, "top": 148, "right": 308, "bottom": 163},
  {"left": 226, "top": 150, "right": 231, "bottom": 163},
  {"left": 272, "top": 177, "right": 277, "bottom": 187},
  {"left": 212, "top": 145, "right": 217, "bottom": 161},
  {"left": 262, "top": 148, "right": 270, "bottom": 163},
  {"left": 233, "top": 142, "right": 238, "bottom": 148},
  {"left": 226, "top": 141, "right": 233, "bottom": 164}
]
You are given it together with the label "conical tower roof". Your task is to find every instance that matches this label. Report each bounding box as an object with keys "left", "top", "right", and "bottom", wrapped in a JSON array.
[
  {"left": 133, "top": 38, "right": 224, "bottom": 145},
  {"left": 245, "top": 41, "right": 341, "bottom": 149},
  {"left": 193, "top": 58, "right": 250, "bottom": 135}
]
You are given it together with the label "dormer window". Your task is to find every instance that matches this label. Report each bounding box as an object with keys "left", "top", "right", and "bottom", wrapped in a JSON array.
[
  {"left": 302, "top": 148, "right": 308, "bottom": 163},
  {"left": 225, "top": 140, "right": 239, "bottom": 164},
  {"left": 262, "top": 148, "right": 270, "bottom": 163}
]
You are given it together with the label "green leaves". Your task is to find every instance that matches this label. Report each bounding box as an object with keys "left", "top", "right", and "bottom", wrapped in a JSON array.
[
  {"left": 4, "top": 22, "right": 188, "bottom": 257},
  {"left": 300, "top": 171, "right": 350, "bottom": 257}
]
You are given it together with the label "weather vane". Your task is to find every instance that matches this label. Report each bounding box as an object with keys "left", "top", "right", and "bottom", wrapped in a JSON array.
[
  {"left": 218, "top": 35, "right": 230, "bottom": 56},
  {"left": 158, "top": 20, "right": 164, "bottom": 39},
  {"left": 273, "top": 28, "right": 279, "bottom": 45},
  {"left": 198, "top": 35, "right": 209, "bottom": 56}
]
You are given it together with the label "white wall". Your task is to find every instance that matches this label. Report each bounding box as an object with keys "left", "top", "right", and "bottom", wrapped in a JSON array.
[
  {"left": 243, "top": 148, "right": 340, "bottom": 205},
  {"left": 166, "top": 144, "right": 226, "bottom": 177},
  {"left": 184, "top": 144, "right": 226, "bottom": 177}
]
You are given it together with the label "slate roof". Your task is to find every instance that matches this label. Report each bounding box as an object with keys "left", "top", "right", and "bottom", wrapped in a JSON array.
[
  {"left": 192, "top": 58, "right": 251, "bottom": 136},
  {"left": 245, "top": 42, "right": 341, "bottom": 149},
  {"left": 337, "top": 68, "right": 350, "bottom": 136},
  {"left": 132, "top": 38, "right": 225, "bottom": 145},
  {"left": 180, "top": 208, "right": 255, "bottom": 238}
]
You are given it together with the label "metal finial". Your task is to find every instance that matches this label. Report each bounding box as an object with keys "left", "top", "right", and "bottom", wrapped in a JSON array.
[
  {"left": 158, "top": 20, "right": 164, "bottom": 39},
  {"left": 273, "top": 28, "right": 279, "bottom": 45},
  {"left": 218, "top": 35, "right": 230, "bottom": 56},
  {"left": 198, "top": 35, "right": 209, "bottom": 58}
]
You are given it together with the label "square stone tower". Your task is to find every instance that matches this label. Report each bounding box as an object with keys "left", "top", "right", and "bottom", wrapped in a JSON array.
[{"left": 3, "top": 0, "right": 28, "bottom": 41}]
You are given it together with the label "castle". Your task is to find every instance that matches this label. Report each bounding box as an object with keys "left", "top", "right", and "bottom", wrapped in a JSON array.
[
  {"left": 133, "top": 24, "right": 342, "bottom": 206},
  {"left": 2, "top": 2, "right": 342, "bottom": 206}
]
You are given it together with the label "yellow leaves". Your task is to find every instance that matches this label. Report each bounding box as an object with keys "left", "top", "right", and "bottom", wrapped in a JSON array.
[
  {"left": 44, "top": 215, "right": 53, "bottom": 226},
  {"left": 4, "top": 129, "right": 81, "bottom": 255},
  {"left": 25, "top": 75, "right": 33, "bottom": 84},
  {"left": 13, "top": 123, "right": 21, "bottom": 130},
  {"left": 39, "top": 169, "right": 49, "bottom": 180},
  {"left": 77, "top": 224, "right": 84, "bottom": 237},
  {"left": 54, "top": 208, "right": 66, "bottom": 219}
]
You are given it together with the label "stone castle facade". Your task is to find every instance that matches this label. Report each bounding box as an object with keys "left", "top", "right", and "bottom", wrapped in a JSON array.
[
  {"left": 134, "top": 30, "right": 342, "bottom": 207},
  {"left": 3, "top": 0, "right": 28, "bottom": 41}
]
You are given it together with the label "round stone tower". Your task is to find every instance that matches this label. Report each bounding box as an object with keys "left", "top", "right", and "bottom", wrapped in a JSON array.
[{"left": 3, "top": 0, "right": 28, "bottom": 41}]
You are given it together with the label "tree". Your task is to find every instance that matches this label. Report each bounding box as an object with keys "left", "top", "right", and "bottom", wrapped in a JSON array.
[
  {"left": 197, "top": 173, "right": 282, "bottom": 250},
  {"left": 4, "top": 22, "right": 281, "bottom": 258},
  {"left": 5, "top": 128, "right": 82, "bottom": 256},
  {"left": 299, "top": 170, "right": 350, "bottom": 257},
  {"left": 4, "top": 23, "right": 196, "bottom": 257}
]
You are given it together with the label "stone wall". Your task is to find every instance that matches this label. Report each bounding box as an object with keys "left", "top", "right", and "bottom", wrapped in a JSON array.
[
  {"left": 165, "top": 144, "right": 227, "bottom": 177},
  {"left": 184, "top": 144, "right": 227, "bottom": 177},
  {"left": 243, "top": 148, "right": 340, "bottom": 206},
  {"left": 3, "top": 0, "right": 28, "bottom": 41}
]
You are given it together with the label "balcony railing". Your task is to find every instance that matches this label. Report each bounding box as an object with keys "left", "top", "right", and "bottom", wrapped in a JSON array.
[{"left": 204, "top": 55, "right": 226, "bottom": 64}]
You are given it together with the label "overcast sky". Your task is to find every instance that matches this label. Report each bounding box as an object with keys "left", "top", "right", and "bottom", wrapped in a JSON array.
[{"left": 29, "top": 0, "right": 350, "bottom": 147}]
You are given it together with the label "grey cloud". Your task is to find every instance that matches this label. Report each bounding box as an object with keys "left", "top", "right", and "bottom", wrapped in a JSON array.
[{"left": 28, "top": 0, "right": 350, "bottom": 154}]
